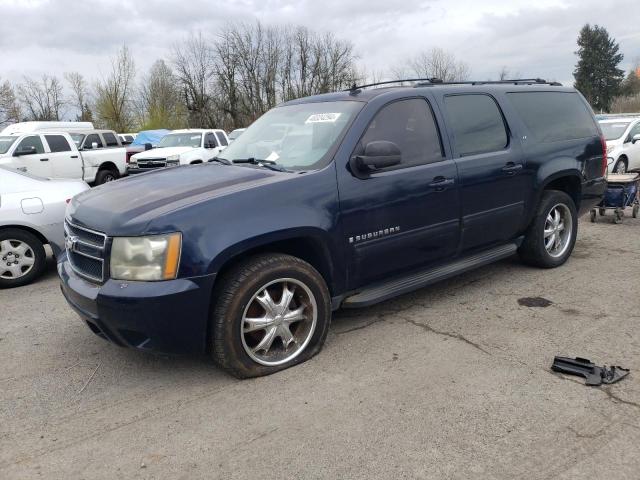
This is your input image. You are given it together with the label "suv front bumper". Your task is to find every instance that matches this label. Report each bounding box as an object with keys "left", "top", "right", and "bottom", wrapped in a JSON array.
[{"left": 58, "top": 253, "right": 216, "bottom": 355}]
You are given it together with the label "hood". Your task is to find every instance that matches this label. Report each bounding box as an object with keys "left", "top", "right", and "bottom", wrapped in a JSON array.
[
  {"left": 132, "top": 146, "right": 197, "bottom": 159},
  {"left": 68, "top": 164, "right": 281, "bottom": 235}
]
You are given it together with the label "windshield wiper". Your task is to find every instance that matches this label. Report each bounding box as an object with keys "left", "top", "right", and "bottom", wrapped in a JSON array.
[
  {"left": 232, "top": 158, "right": 289, "bottom": 172},
  {"left": 208, "top": 156, "right": 232, "bottom": 165}
]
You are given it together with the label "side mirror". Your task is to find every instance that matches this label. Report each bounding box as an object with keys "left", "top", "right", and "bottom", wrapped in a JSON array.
[
  {"left": 633, "top": 134, "right": 640, "bottom": 144},
  {"left": 14, "top": 145, "right": 36, "bottom": 156},
  {"left": 351, "top": 141, "right": 402, "bottom": 174},
  {"left": 144, "top": 143, "right": 153, "bottom": 151}
]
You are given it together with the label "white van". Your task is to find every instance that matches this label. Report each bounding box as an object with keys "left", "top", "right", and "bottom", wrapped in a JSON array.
[{"left": 1, "top": 121, "right": 95, "bottom": 136}]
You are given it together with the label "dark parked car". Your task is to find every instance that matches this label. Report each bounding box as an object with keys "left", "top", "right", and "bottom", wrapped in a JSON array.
[{"left": 59, "top": 79, "right": 607, "bottom": 378}]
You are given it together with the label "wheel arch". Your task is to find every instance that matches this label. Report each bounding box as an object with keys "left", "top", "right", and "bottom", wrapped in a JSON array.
[
  {"left": 98, "top": 161, "right": 119, "bottom": 172},
  {"left": 0, "top": 224, "right": 49, "bottom": 246},
  {"left": 209, "top": 229, "right": 337, "bottom": 296}
]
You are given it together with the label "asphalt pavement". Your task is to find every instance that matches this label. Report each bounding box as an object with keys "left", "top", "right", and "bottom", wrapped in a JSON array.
[{"left": 1, "top": 212, "right": 639, "bottom": 479}]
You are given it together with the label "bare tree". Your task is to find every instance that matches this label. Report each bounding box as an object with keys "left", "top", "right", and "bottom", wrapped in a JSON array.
[
  {"left": 400, "top": 47, "right": 470, "bottom": 82},
  {"left": 64, "top": 71, "right": 92, "bottom": 122},
  {"left": 18, "top": 75, "right": 65, "bottom": 121},
  {"left": 138, "top": 59, "right": 187, "bottom": 129},
  {"left": 95, "top": 45, "right": 136, "bottom": 131},
  {"left": 0, "top": 79, "right": 21, "bottom": 127},
  {"left": 172, "top": 33, "right": 216, "bottom": 128}
]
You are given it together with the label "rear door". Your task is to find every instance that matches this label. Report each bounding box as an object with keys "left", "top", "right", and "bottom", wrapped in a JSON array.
[
  {"left": 338, "top": 97, "right": 461, "bottom": 288},
  {"left": 44, "top": 134, "right": 82, "bottom": 179},
  {"left": 440, "top": 93, "right": 527, "bottom": 252},
  {"left": 13, "top": 135, "right": 52, "bottom": 177},
  {"left": 204, "top": 132, "right": 220, "bottom": 160}
]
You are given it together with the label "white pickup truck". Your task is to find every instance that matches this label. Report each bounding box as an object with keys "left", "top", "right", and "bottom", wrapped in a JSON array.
[
  {"left": 128, "top": 129, "right": 229, "bottom": 174},
  {"left": 0, "top": 128, "right": 127, "bottom": 185}
]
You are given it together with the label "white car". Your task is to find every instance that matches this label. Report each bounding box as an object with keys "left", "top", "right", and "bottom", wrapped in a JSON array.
[
  {"left": 0, "top": 166, "right": 88, "bottom": 288},
  {"left": 598, "top": 116, "right": 640, "bottom": 173},
  {"left": 0, "top": 129, "right": 126, "bottom": 185},
  {"left": 1, "top": 121, "right": 94, "bottom": 135},
  {"left": 128, "top": 129, "right": 229, "bottom": 174},
  {"left": 228, "top": 128, "right": 246, "bottom": 143}
]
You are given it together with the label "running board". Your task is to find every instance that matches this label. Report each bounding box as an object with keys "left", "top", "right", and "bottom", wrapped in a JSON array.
[{"left": 342, "top": 243, "right": 518, "bottom": 308}]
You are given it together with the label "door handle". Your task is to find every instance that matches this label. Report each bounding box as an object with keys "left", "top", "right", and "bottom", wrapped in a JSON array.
[
  {"left": 502, "top": 162, "right": 522, "bottom": 175},
  {"left": 40, "top": 158, "right": 49, "bottom": 162},
  {"left": 71, "top": 155, "right": 78, "bottom": 159},
  {"left": 428, "top": 176, "right": 455, "bottom": 191}
]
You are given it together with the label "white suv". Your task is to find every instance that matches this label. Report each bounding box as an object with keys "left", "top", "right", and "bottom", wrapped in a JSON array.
[
  {"left": 128, "top": 129, "right": 229, "bottom": 174},
  {"left": 598, "top": 116, "right": 640, "bottom": 173}
]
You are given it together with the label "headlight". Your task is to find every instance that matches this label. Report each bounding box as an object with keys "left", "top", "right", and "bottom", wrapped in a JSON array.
[
  {"left": 110, "top": 233, "right": 181, "bottom": 281},
  {"left": 129, "top": 157, "right": 138, "bottom": 166},
  {"left": 166, "top": 154, "right": 180, "bottom": 163}
]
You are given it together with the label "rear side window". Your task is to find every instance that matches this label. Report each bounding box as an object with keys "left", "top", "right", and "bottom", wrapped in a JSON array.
[
  {"left": 215, "top": 131, "right": 228, "bottom": 147},
  {"left": 507, "top": 92, "right": 597, "bottom": 142},
  {"left": 102, "top": 132, "right": 118, "bottom": 147},
  {"left": 204, "top": 132, "right": 217, "bottom": 148},
  {"left": 84, "top": 134, "right": 104, "bottom": 148},
  {"left": 359, "top": 98, "right": 443, "bottom": 169},
  {"left": 444, "top": 94, "right": 508, "bottom": 156},
  {"left": 45, "top": 135, "right": 71, "bottom": 152}
]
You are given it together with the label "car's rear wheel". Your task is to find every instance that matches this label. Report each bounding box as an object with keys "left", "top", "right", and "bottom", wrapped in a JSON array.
[
  {"left": 0, "top": 229, "right": 46, "bottom": 288},
  {"left": 95, "top": 169, "right": 119, "bottom": 185},
  {"left": 519, "top": 190, "right": 578, "bottom": 268},
  {"left": 211, "top": 254, "right": 331, "bottom": 378}
]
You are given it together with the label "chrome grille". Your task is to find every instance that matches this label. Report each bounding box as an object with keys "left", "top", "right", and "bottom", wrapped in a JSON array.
[
  {"left": 137, "top": 158, "right": 167, "bottom": 169},
  {"left": 64, "top": 220, "right": 107, "bottom": 283}
]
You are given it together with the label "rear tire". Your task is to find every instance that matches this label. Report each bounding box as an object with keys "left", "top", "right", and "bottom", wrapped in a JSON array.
[
  {"left": 94, "top": 169, "right": 119, "bottom": 185},
  {"left": 210, "top": 254, "right": 331, "bottom": 379},
  {"left": 0, "top": 229, "right": 46, "bottom": 288},
  {"left": 519, "top": 190, "right": 578, "bottom": 268}
]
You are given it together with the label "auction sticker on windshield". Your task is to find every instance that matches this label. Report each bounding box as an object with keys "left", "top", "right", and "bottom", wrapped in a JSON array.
[{"left": 305, "top": 113, "right": 342, "bottom": 124}]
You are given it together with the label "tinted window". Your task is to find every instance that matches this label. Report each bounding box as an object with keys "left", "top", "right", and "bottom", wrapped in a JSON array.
[
  {"left": 508, "top": 92, "right": 597, "bottom": 142},
  {"left": 360, "top": 98, "right": 443, "bottom": 169},
  {"left": 204, "top": 133, "right": 217, "bottom": 148},
  {"left": 84, "top": 134, "right": 104, "bottom": 149},
  {"left": 45, "top": 135, "right": 72, "bottom": 153},
  {"left": 16, "top": 135, "right": 45, "bottom": 155},
  {"left": 444, "top": 94, "right": 508, "bottom": 156},
  {"left": 102, "top": 132, "right": 118, "bottom": 147},
  {"left": 70, "top": 133, "right": 85, "bottom": 147},
  {"left": 215, "top": 132, "right": 228, "bottom": 146}
]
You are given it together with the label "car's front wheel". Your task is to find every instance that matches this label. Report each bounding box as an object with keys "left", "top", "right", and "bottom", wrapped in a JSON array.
[
  {"left": 613, "top": 158, "right": 627, "bottom": 174},
  {"left": 211, "top": 254, "right": 331, "bottom": 378},
  {"left": 95, "top": 169, "right": 119, "bottom": 185},
  {"left": 519, "top": 190, "right": 578, "bottom": 268}
]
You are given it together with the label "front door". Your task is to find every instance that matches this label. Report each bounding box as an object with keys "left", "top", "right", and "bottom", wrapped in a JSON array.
[
  {"left": 13, "top": 135, "right": 52, "bottom": 177},
  {"left": 624, "top": 122, "right": 640, "bottom": 171},
  {"left": 338, "top": 97, "right": 461, "bottom": 289},
  {"left": 440, "top": 93, "right": 527, "bottom": 252}
]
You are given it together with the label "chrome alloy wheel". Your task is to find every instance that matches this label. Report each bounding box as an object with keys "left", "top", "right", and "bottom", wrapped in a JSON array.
[
  {"left": 0, "top": 239, "right": 35, "bottom": 279},
  {"left": 544, "top": 204, "right": 573, "bottom": 258},
  {"left": 241, "top": 278, "right": 317, "bottom": 366}
]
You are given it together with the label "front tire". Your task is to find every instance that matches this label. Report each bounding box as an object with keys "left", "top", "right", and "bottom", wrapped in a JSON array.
[
  {"left": 0, "top": 229, "right": 46, "bottom": 288},
  {"left": 519, "top": 190, "right": 578, "bottom": 268},
  {"left": 211, "top": 254, "right": 331, "bottom": 378},
  {"left": 613, "top": 158, "right": 627, "bottom": 174}
]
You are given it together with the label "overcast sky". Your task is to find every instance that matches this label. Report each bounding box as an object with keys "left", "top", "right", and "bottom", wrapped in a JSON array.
[{"left": 1, "top": 0, "right": 639, "bottom": 88}]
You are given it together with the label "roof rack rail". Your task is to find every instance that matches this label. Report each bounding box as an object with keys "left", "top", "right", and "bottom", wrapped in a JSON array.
[{"left": 347, "top": 78, "right": 562, "bottom": 93}]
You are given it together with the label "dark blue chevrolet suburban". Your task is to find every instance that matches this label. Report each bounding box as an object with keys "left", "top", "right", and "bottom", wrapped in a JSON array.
[{"left": 59, "top": 79, "right": 607, "bottom": 378}]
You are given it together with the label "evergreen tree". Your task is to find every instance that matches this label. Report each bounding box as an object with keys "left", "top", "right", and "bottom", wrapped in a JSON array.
[{"left": 573, "top": 24, "right": 624, "bottom": 112}]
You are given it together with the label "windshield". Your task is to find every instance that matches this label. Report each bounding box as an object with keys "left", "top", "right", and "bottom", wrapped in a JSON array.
[
  {"left": 0, "top": 136, "right": 17, "bottom": 154},
  {"left": 217, "top": 101, "right": 363, "bottom": 171},
  {"left": 158, "top": 133, "right": 202, "bottom": 148},
  {"left": 599, "top": 121, "right": 631, "bottom": 140},
  {"left": 70, "top": 133, "right": 85, "bottom": 147}
]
